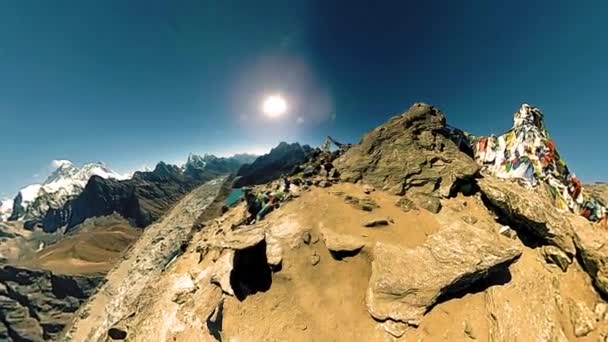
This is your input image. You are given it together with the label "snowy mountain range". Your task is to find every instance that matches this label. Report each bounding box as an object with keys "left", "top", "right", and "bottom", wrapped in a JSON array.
[
  {"left": 0, "top": 199, "right": 13, "bottom": 221},
  {"left": 5, "top": 160, "right": 129, "bottom": 222}
]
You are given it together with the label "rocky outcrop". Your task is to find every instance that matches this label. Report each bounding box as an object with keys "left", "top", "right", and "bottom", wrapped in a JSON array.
[
  {"left": 484, "top": 250, "right": 569, "bottom": 341},
  {"left": 0, "top": 265, "right": 103, "bottom": 341},
  {"left": 320, "top": 226, "right": 366, "bottom": 253},
  {"left": 366, "top": 221, "right": 521, "bottom": 326},
  {"left": 34, "top": 155, "right": 246, "bottom": 233},
  {"left": 63, "top": 177, "right": 227, "bottom": 341},
  {"left": 334, "top": 103, "right": 479, "bottom": 197},
  {"left": 478, "top": 176, "right": 576, "bottom": 256},
  {"left": 571, "top": 215, "right": 608, "bottom": 296},
  {"left": 586, "top": 182, "right": 608, "bottom": 207},
  {"left": 233, "top": 142, "right": 312, "bottom": 188}
]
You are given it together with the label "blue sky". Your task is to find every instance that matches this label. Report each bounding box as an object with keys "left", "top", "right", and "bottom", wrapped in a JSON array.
[{"left": 1, "top": 0, "right": 607, "bottom": 198}]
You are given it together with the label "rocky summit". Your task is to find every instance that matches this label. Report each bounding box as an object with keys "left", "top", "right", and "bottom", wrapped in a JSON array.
[{"left": 2, "top": 103, "right": 608, "bottom": 342}]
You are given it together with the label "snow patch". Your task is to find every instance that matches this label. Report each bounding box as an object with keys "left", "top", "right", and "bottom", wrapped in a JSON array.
[
  {"left": 0, "top": 198, "right": 14, "bottom": 221},
  {"left": 51, "top": 159, "right": 73, "bottom": 168}
]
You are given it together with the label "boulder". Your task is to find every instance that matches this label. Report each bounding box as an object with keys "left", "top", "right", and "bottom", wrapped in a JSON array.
[
  {"left": 569, "top": 300, "right": 597, "bottom": 337},
  {"left": 478, "top": 176, "right": 576, "bottom": 256},
  {"left": 395, "top": 197, "right": 416, "bottom": 212},
  {"left": 334, "top": 103, "right": 479, "bottom": 197},
  {"left": 320, "top": 226, "right": 365, "bottom": 253},
  {"left": 541, "top": 245, "right": 571, "bottom": 272},
  {"left": 571, "top": 215, "right": 608, "bottom": 296},
  {"left": 485, "top": 251, "right": 569, "bottom": 341},
  {"left": 366, "top": 221, "right": 521, "bottom": 326},
  {"left": 410, "top": 194, "right": 442, "bottom": 214}
]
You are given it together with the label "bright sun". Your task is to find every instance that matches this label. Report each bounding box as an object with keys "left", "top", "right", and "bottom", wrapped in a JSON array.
[{"left": 262, "top": 95, "right": 287, "bottom": 118}]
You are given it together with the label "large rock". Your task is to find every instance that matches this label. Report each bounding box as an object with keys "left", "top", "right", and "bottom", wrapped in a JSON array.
[
  {"left": 334, "top": 103, "right": 479, "bottom": 197},
  {"left": 484, "top": 250, "right": 569, "bottom": 341},
  {"left": 571, "top": 215, "right": 608, "bottom": 296},
  {"left": 320, "top": 226, "right": 366, "bottom": 253},
  {"left": 0, "top": 265, "right": 103, "bottom": 341},
  {"left": 478, "top": 176, "right": 576, "bottom": 256},
  {"left": 366, "top": 221, "right": 521, "bottom": 326}
]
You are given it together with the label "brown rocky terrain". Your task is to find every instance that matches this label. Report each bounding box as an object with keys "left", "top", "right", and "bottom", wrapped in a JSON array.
[
  {"left": 55, "top": 103, "right": 608, "bottom": 341},
  {"left": 586, "top": 183, "right": 608, "bottom": 206},
  {"left": 21, "top": 215, "right": 141, "bottom": 275},
  {"left": 0, "top": 178, "right": 229, "bottom": 342}
]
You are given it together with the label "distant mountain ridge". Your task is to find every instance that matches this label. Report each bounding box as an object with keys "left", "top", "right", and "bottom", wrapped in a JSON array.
[
  {"left": 233, "top": 142, "right": 312, "bottom": 188},
  {"left": 7, "top": 161, "right": 128, "bottom": 222},
  {"left": 33, "top": 154, "right": 255, "bottom": 233}
]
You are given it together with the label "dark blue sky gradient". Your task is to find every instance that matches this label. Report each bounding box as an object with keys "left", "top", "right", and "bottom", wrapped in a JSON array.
[{"left": 1, "top": 0, "right": 607, "bottom": 197}]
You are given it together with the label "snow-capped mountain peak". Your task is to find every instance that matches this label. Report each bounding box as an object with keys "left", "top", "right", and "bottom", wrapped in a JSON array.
[
  {"left": 6, "top": 161, "right": 130, "bottom": 221},
  {"left": 0, "top": 198, "right": 13, "bottom": 221}
]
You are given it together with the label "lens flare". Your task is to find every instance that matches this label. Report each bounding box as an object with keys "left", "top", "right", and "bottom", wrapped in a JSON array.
[{"left": 262, "top": 95, "right": 287, "bottom": 118}]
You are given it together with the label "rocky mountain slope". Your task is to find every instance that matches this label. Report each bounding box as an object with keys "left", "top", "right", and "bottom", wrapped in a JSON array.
[
  {"left": 0, "top": 153, "right": 253, "bottom": 342},
  {"left": 233, "top": 142, "right": 312, "bottom": 188},
  {"left": 54, "top": 103, "right": 608, "bottom": 341},
  {"left": 0, "top": 177, "right": 229, "bottom": 342},
  {"left": 8, "top": 161, "right": 128, "bottom": 222},
  {"left": 63, "top": 177, "right": 229, "bottom": 341},
  {"left": 29, "top": 154, "right": 251, "bottom": 233},
  {"left": 0, "top": 265, "right": 103, "bottom": 341},
  {"left": 586, "top": 183, "right": 608, "bottom": 206}
]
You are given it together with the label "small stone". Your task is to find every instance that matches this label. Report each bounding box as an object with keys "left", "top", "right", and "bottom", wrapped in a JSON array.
[
  {"left": 595, "top": 303, "right": 608, "bottom": 321},
  {"left": 412, "top": 195, "right": 441, "bottom": 214},
  {"left": 396, "top": 197, "right": 416, "bottom": 212},
  {"left": 541, "top": 246, "right": 571, "bottom": 272},
  {"left": 318, "top": 180, "right": 331, "bottom": 188},
  {"left": 303, "top": 166, "right": 316, "bottom": 177},
  {"left": 498, "top": 225, "right": 517, "bottom": 239},
  {"left": 382, "top": 320, "right": 408, "bottom": 338},
  {"left": 344, "top": 195, "right": 379, "bottom": 211},
  {"left": 363, "top": 219, "right": 390, "bottom": 228},
  {"left": 319, "top": 169, "right": 328, "bottom": 178},
  {"left": 569, "top": 300, "right": 597, "bottom": 337},
  {"left": 108, "top": 326, "right": 128, "bottom": 340},
  {"left": 302, "top": 231, "right": 312, "bottom": 244},
  {"left": 310, "top": 254, "right": 320, "bottom": 266},
  {"left": 464, "top": 321, "right": 476, "bottom": 340},
  {"left": 362, "top": 184, "right": 375, "bottom": 194},
  {"left": 463, "top": 216, "right": 478, "bottom": 225},
  {"left": 328, "top": 168, "right": 339, "bottom": 178}
]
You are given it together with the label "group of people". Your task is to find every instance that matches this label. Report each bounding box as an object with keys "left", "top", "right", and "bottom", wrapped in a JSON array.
[{"left": 243, "top": 177, "right": 290, "bottom": 223}]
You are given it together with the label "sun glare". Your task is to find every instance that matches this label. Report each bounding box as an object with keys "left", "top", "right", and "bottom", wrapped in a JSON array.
[{"left": 262, "top": 95, "right": 287, "bottom": 118}]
